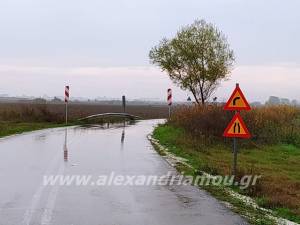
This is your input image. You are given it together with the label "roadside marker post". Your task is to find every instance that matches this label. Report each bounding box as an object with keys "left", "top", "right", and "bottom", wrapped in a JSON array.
[
  {"left": 65, "top": 86, "right": 69, "bottom": 125},
  {"left": 223, "top": 83, "right": 251, "bottom": 177},
  {"left": 122, "top": 95, "right": 126, "bottom": 127},
  {"left": 167, "top": 88, "right": 172, "bottom": 119},
  {"left": 122, "top": 95, "right": 126, "bottom": 113}
]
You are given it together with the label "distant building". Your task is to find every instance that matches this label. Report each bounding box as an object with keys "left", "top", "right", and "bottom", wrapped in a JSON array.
[
  {"left": 280, "top": 98, "right": 290, "bottom": 105},
  {"left": 266, "top": 96, "right": 280, "bottom": 105},
  {"left": 266, "top": 96, "right": 298, "bottom": 106}
]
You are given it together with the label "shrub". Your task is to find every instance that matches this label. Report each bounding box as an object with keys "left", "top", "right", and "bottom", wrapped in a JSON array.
[
  {"left": 170, "top": 105, "right": 300, "bottom": 146},
  {"left": 0, "top": 104, "right": 64, "bottom": 123}
]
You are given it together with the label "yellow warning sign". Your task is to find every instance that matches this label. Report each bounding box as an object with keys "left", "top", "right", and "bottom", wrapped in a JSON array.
[
  {"left": 223, "top": 113, "right": 250, "bottom": 138},
  {"left": 224, "top": 84, "right": 250, "bottom": 110}
]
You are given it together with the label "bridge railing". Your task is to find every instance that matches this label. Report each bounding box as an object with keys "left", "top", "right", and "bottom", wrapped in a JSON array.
[{"left": 78, "top": 112, "right": 142, "bottom": 121}]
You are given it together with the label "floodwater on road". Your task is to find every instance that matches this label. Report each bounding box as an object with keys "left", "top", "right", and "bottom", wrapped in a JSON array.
[{"left": 0, "top": 119, "right": 247, "bottom": 225}]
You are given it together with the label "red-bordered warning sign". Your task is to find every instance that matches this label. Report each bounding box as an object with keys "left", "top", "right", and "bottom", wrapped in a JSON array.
[
  {"left": 223, "top": 113, "right": 251, "bottom": 138},
  {"left": 224, "top": 84, "right": 250, "bottom": 111}
]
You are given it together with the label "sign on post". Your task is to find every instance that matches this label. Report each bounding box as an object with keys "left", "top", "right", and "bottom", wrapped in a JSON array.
[
  {"left": 65, "top": 86, "right": 69, "bottom": 124},
  {"left": 167, "top": 88, "right": 172, "bottom": 106},
  {"left": 224, "top": 83, "right": 250, "bottom": 111},
  {"left": 167, "top": 88, "right": 172, "bottom": 119},
  {"left": 122, "top": 95, "right": 126, "bottom": 113},
  {"left": 223, "top": 113, "right": 250, "bottom": 138},
  {"left": 223, "top": 83, "right": 251, "bottom": 177}
]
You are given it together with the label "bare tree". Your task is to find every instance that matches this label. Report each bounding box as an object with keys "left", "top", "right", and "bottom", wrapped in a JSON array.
[{"left": 149, "top": 19, "right": 235, "bottom": 105}]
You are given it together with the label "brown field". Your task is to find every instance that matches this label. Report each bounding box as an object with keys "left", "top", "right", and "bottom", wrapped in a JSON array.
[
  {"left": 170, "top": 104, "right": 300, "bottom": 146},
  {"left": 0, "top": 102, "right": 169, "bottom": 123}
]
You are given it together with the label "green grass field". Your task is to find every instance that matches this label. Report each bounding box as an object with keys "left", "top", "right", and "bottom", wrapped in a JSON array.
[
  {"left": 0, "top": 121, "right": 67, "bottom": 138},
  {"left": 153, "top": 124, "right": 300, "bottom": 224}
]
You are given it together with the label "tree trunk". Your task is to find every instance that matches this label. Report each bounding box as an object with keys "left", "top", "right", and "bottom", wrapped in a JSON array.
[
  {"left": 189, "top": 87, "right": 200, "bottom": 104},
  {"left": 200, "top": 87, "right": 205, "bottom": 105},
  {"left": 192, "top": 93, "right": 200, "bottom": 105}
]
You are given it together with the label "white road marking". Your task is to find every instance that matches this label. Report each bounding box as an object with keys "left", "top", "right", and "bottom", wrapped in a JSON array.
[
  {"left": 41, "top": 164, "right": 65, "bottom": 225},
  {"left": 22, "top": 153, "right": 60, "bottom": 225}
]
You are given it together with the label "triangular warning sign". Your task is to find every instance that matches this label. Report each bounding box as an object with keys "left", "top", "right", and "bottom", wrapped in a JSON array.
[
  {"left": 223, "top": 113, "right": 251, "bottom": 138},
  {"left": 224, "top": 84, "right": 251, "bottom": 111}
]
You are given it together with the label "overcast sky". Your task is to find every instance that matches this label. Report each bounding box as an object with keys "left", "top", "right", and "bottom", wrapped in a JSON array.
[{"left": 0, "top": 0, "right": 299, "bottom": 102}]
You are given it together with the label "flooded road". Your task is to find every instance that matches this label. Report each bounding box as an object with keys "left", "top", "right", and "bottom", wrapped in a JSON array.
[{"left": 0, "top": 120, "right": 247, "bottom": 225}]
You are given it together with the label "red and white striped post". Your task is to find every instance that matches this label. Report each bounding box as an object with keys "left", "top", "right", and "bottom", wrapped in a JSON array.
[
  {"left": 65, "top": 86, "right": 69, "bottom": 124},
  {"left": 167, "top": 88, "right": 172, "bottom": 119}
]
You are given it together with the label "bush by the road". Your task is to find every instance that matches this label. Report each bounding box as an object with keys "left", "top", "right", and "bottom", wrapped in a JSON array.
[{"left": 170, "top": 105, "right": 300, "bottom": 146}]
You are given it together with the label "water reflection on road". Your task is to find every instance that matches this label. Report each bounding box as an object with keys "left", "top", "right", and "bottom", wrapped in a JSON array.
[{"left": 0, "top": 119, "right": 247, "bottom": 225}]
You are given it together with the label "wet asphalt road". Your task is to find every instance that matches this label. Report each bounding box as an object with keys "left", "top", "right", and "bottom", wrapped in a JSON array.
[{"left": 0, "top": 120, "right": 248, "bottom": 225}]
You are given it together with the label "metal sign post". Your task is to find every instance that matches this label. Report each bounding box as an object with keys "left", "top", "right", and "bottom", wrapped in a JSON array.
[
  {"left": 232, "top": 134, "right": 237, "bottom": 176},
  {"left": 65, "top": 103, "right": 68, "bottom": 124},
  {"left": 223, "top": 83, "right": 251, "bottom": 177},
  {"left": 122, "top": 95, "right": 126, "bottom": 113}
]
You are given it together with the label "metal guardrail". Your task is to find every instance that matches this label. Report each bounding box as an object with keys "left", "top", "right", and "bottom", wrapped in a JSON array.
[{"left": 78, "top": 113, "right": 142, "bottom": 121}]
